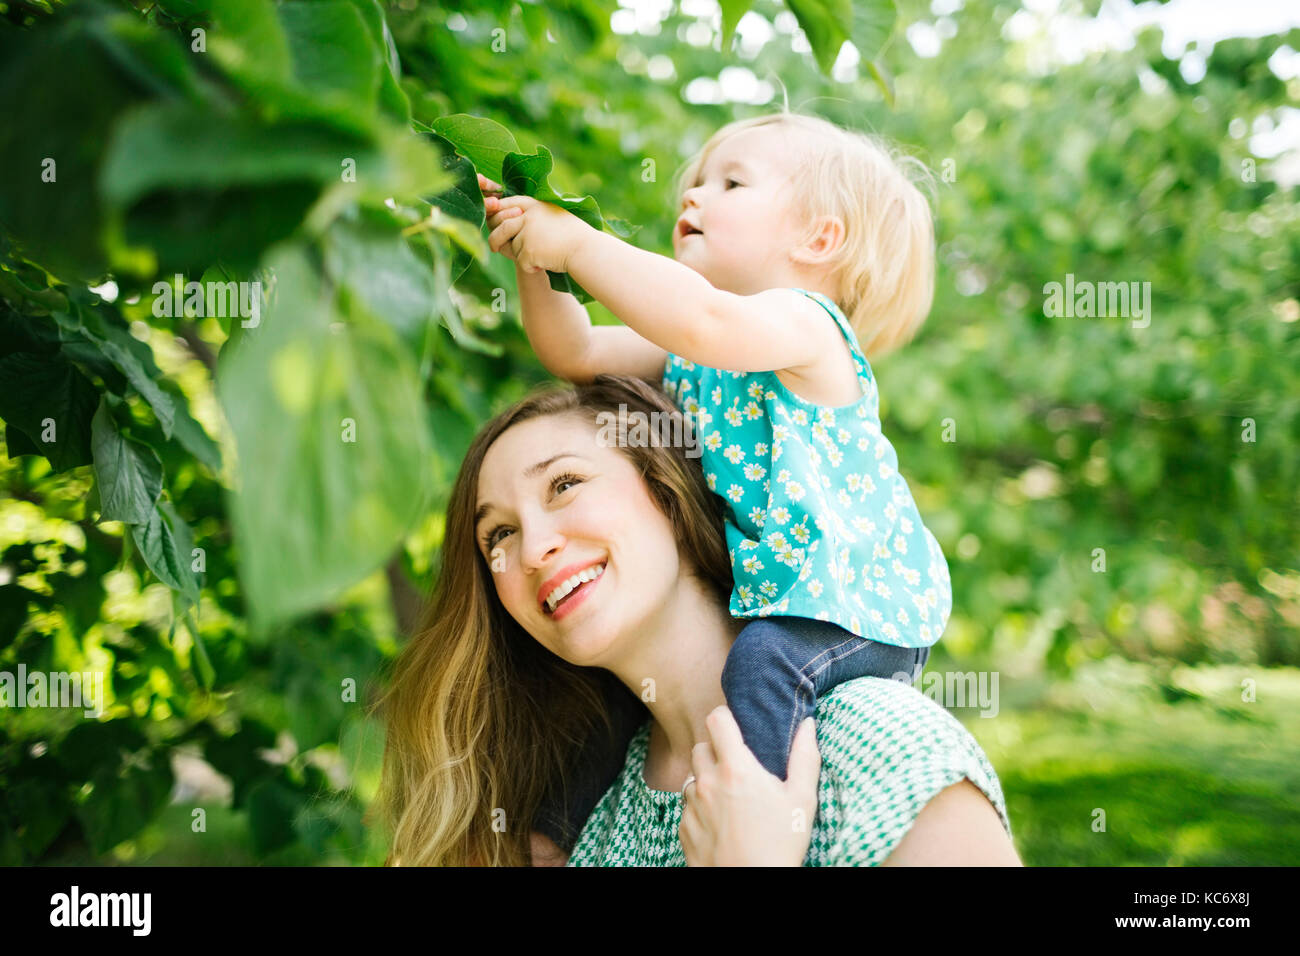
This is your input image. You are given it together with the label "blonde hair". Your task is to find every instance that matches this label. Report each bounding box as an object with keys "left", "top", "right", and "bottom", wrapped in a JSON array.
[
  {"left": 371, "top": 375, "right": 733, "bottom": 866},
  {"left": 672, "top": 109, "right": 937, "bottom": 360}
]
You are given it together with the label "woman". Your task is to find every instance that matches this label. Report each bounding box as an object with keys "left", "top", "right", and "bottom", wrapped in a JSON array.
[{"left": 375, "top": 375, "right": 1019, "bottom": 866}]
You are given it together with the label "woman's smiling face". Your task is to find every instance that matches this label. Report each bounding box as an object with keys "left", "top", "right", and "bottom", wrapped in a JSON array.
[{"left": 474, "top": 413, "right": 685, "bottom": 667}]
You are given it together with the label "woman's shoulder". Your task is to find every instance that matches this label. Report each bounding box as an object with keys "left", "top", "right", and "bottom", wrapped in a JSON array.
[{"left": 806, "top": 676, "right": 1012, "bottom": 865}]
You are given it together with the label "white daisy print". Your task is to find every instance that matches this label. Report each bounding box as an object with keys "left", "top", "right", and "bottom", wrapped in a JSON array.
[
  {"left": 771, "top": 506, "right": 790, "bottom": 524},
  {"left": 704, "top": 431, "right": 722, "bottom": 451},
  {"left": 785, "top": 481, "right": 805, "bottom": 501},
  {"left": 743, "top": 462, "right": 766, "bottom": 481},
  {"left": 723, "top": 444, "right": 745, "bottom": 464},
  {"left": 808, "top": 580, "right": 824, "bottom": 598},
  {"left": 727, "top": 483, "right": 744, "bottom": 502},
  {"left": 741, "top": 555, "right": 764, "bottom": 575}
]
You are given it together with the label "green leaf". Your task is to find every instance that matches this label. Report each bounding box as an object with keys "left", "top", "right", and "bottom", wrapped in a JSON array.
[
  {"left": 101, "top": 104, "right": 373, "bottom": 206},
  {"left": 0, "top": 352, "right": 99, "bottom": 471},
  {"left": 247, "top": 777, "right": 304, "bottom": 856},
  {"left": 786, "top": 0, "right": 854, "bottom": 75},
  {"left": 130, "top": 501, "right": 201, "bottom": 607},
  {"left": 279, "top": 1, "right": 381, "bottom": 108},
  {"left": 100, "top": 103, "right": 450, "bottom": 272},
  {"left": 52, "top": 306, "right": 175, "bottom": 436},
  {"left": 203, "top": 720, "right": 278, "bottom": 810},
  {"left": 75, "top": 757, "right": 175, "bottom": 856},
  {"left": 718, "top": 0, "right": 749, "bottom": 54},
  {"left": 162, "top": 389, "right": 223, "bottom": 474},
  {"left": 851, "top": 0, "right": 896, "bottom": 65},
  {"left": 321, "top": 211, "right": 436, "bottom": 350},
  {"left": 219, "top": 242, "right": 435, "bottom": 632},
  {"left": 428, "top": 114, "right": 523, "bottom": 183},
  {"left": 90, "top": 398, "right": 163, "bottom": 525},
  {"left": 0, "top": 17, "right": 154, "bottom": 278},
  {"left": 347, "top": 0, "right": 412, "bottom": 123}
]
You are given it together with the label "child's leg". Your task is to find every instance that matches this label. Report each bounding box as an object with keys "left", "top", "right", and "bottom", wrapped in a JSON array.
[
  {"left": 532, "top": 679, "right": 646, "bottom": 853},
  {"left": 721, "top": 617, "right": 929, "bottom": 780}
]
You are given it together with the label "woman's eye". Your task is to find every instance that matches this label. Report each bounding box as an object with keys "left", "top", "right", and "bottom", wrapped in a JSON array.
[
  {"left": 552, "top": 473, "right": 583, "bottom": 495},
  {"left": 485, "top": 527, "right": 511, "bottom": 549}
]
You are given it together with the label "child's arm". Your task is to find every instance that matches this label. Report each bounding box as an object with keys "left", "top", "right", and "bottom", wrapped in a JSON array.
[
  {"left": 564, "top": 230, "right": 832, "bottom": 375},
  {"left": 515, "top": 261, "right": 668, "bottom": 385}
]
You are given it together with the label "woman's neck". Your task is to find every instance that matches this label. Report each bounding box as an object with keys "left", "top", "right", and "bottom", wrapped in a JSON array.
[{"left": 605, "top": 575, "right": 743, "bottom": 790}]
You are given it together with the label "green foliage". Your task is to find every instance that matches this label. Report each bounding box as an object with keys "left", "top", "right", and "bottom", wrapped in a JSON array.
[{"left": 0, "top": 0, "right": 1294, "bottom": 865}]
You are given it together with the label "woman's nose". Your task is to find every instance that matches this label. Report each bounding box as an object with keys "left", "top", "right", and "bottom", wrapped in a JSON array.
[{"left": 520, "top": 519, "right": 565, "bottom": 573}]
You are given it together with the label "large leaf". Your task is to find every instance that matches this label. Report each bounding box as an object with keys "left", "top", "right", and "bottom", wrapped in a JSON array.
[
  {"left": 100, "top": 104, "right": 450, "bottom": 272},
  {"left": 130, "top": 500, "right": 201, "bottom": 607},
  {"left": 219, "top": 242, "right": 435, "bottom": 633},
  {"left": 321, "top": 211, "right": 436, "bottom": 351},
  {"left": 52, "top": 305, "right": 175, "bottom": 436},
  {"left": 786, "top": 0, "right": 854, "bottom": 75},
  {"left": 0, "top": 352, "right": 98, "bottom": 471},
  {"left": 90, "top": 399, "right": 163, "bottom": 525}
]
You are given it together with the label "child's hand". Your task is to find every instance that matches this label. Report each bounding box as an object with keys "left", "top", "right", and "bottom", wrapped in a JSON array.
[
  {"left": 478, "top": 173, "right": 525, "bottom": 266},
  {"left": 484, "top": 193, "right": 593, "bottom": 276}
]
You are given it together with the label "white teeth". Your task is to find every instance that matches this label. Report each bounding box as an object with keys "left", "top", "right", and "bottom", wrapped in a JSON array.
[{"left": 545, "top": 563, "right": 605, "bottom": 611}]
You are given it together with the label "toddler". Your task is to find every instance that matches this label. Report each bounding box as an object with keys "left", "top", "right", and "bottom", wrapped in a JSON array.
[{"left": 480, "top": 110, "right": 952, "bottom": 855}]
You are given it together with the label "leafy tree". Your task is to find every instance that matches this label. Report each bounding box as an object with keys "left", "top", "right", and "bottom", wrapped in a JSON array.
[{"left": 0, "top": 0, "right": 1294, "bottom": 863}]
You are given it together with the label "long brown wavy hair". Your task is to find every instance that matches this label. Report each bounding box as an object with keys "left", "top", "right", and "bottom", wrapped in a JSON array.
[{"left": 372, "top": 374, "right": 732, "bottom": 865}]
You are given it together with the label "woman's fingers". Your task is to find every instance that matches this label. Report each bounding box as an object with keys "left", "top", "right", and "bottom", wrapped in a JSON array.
[
  {"left": 689, "top": 739, "right": 717, "bottom": 782},
  {"left": 704, "top": 705, "right": 754, "bottom": 769}
]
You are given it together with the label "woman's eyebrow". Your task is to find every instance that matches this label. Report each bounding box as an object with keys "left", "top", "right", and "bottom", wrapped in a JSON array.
[{"left": 474, "top": 452, "right": 585, "bottom": 529}]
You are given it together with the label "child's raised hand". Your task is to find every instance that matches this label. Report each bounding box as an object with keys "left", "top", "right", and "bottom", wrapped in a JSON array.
[{"left": 477, "top": 172, "right": 523, "bottom": 265}]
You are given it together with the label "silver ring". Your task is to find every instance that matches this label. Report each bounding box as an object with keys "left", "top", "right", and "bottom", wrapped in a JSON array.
[{"left": 681, "top": 774, "right": 697, "bottom": 799}]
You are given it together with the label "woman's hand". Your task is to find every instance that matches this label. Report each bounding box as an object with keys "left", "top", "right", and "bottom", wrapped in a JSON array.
[{"left": 679, "top": 708, "right": 821, "bottom": 866}]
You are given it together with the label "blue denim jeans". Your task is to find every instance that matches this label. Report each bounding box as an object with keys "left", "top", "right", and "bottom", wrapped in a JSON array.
[{"left": 721, "top": 616, "right": 930, "bottom": 780}]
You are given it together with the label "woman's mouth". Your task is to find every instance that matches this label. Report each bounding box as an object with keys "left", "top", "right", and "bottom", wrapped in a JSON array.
[{"left": 543, "top": 562, "right": 606, "bottom": 618}]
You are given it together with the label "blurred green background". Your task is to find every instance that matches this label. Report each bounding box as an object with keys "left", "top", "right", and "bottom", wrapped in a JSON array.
[{"left": 0, "top": 0, "right": 1296, "bottom": 865}]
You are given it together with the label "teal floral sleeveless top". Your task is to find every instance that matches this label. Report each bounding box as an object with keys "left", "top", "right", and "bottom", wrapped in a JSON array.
[{"left": 660, "top": 288, "right": 951, "bottom": 649}]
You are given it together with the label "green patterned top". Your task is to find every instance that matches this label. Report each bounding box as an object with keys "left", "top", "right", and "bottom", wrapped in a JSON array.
[{"left": 566, "top": 676, "right": 1012, "bottom": 866}]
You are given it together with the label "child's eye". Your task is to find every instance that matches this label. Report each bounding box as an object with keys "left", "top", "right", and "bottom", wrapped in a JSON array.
[{"left": 726, "top": 178, "right": 741, "bottom": 189}]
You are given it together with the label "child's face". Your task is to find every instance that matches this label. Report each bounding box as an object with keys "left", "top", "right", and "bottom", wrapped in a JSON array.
[{"left": 673, "top": 126, "right": 806, "bottom": 294}]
